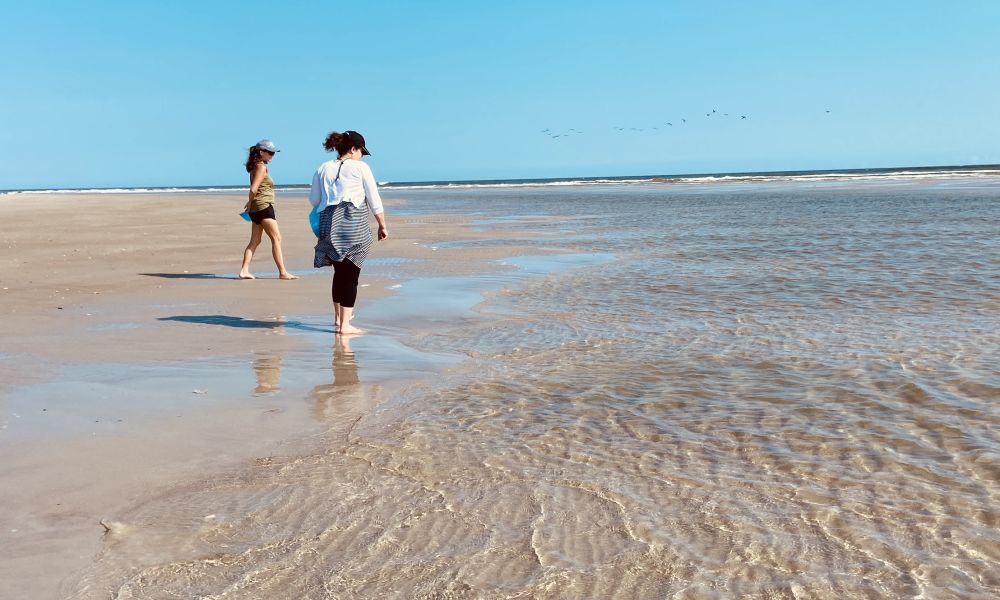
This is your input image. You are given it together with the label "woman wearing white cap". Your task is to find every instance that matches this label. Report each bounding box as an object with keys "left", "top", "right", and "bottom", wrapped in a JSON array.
[
  {"left": 238, "top": 139, "right": 298, "bottom": 280},
  {"left": 309, "top": 130, "right": 388, "bottom": 335}
]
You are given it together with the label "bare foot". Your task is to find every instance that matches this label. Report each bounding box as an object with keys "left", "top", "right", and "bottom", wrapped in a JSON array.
[
  {"left": 338, "top": 324, "right": 365, "bottom": 336},
  {"left": 279, "top": 273, "right": 299, "bottom": 280},
  {"left": 239, "top": 272, "right": 255, "bottom": 280}
]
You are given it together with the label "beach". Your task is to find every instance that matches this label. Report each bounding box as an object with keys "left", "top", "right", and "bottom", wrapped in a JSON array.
[
  {"left": 2, "top": 178, "right": 1000, "bottom": 598},
  {"left": 0, "top": 191, "right": 501, "bottom": 597}
]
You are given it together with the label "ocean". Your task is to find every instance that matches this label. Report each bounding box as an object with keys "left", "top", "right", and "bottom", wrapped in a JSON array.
[{"left": 70, "top": 175, "right": 1000, "bottom": 598}]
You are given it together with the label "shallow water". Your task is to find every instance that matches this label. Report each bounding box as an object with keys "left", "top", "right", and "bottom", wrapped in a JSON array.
[{"left": 73, "top": 181, "right": 1000, "bottom": 599}]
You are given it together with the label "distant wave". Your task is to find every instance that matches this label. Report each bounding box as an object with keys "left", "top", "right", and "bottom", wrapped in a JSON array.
[
  {"left": 668, "top": 169, "right": 1000, "bottom": 185},
  {"left": 4, "top": 166, "right": 1000, "bottom": 195},
  {"left": 382, "top": 178, "right": 660, "bottom": 190},
  {"left": 366, "top": 168, "right": 1000, "bottom": 189},
  {"left": 0, "top": 185, "right": 318, "bottom": 196},
  {"left": 0, "top": 186, "right": 250, "bottom": 196}
]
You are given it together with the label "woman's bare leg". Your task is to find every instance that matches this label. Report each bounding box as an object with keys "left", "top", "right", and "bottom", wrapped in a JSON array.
[
  {"left": 339, "top": 305, "right": 364, "bottom": 335},
  {"left": 239, "top": 224, "right": 264, "bottom": 279},
  {"left": 261, "top": 219, "right": 298, "bottom": 279}
]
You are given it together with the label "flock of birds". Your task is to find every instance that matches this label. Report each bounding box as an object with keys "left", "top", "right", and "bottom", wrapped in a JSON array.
[{"left": 541, "top": 109, "right": 831, "bottom": 139}]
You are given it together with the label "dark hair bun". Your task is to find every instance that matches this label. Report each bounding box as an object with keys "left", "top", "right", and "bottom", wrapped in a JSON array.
[{"left": 324, "top": 132, "right": 344, "bottom": 152}]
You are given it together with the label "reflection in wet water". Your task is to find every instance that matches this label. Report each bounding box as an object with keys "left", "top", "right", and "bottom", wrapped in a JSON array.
[
  {"left": 311, "top": 336, "right": 368, "bottom": 423},
  {"left": 333, "top": 336, "right": 360, "bottom": 387},
  {"left": 250, "top": 317, "right": 286, "bottom": 395},
  {"left": 251, "top": 353, "right": 283, "bottom": 394}
]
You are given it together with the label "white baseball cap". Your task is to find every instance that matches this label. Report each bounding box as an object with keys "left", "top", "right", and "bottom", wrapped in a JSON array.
[{"left": 255, "top": 139, "right": 280, "bottom": 153}]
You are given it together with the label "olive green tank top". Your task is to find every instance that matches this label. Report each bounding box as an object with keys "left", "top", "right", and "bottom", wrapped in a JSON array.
[{"left": 250, "top": 171, "right": 275, "bottom": 212}]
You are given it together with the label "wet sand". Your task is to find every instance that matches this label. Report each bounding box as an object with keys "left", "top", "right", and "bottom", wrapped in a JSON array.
[{"left": 0, "top": 192, "right": 524, "bottom": 598}]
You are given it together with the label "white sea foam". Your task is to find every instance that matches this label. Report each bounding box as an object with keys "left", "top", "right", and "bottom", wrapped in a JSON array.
[
  {"left": 4, "top": 168, "right": 1000, "bottom": 195},
  {"left": 670, "top": 169, "right": 1000, "bottom": 185},
  {"left": 384, "top": 170, "right": 1000, "bottom": 190},
  {"left": 385, "top": 178, "right": 659, "bottom": 190},
  {"left": 0, "top": 186, "right": 250, "bottom": 196}
]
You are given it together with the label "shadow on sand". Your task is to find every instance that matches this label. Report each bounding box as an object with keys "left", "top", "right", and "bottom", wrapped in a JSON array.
[
  {"left": 141, "top": 272, "right": 236, "bottom": 280},
  {"left": 159, "top": 315, "right": 334, "bottom": 334}
]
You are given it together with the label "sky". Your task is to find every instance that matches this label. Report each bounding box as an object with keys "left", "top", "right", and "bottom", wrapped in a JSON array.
[{"left": 2, "top": 0, "right": 999, "bottom": 189}]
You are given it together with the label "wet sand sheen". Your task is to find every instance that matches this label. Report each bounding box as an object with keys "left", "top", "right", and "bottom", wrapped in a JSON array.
[{"left": 3, "top": 181, "right": 1000, "bottom": 599}]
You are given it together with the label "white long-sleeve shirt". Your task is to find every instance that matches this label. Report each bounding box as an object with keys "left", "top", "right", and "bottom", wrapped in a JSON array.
[{"left": 308, "top": 158, "right": 384, "bottom": 215}]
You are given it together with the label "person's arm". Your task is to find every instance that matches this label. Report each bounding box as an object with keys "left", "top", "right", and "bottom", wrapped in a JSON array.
[
  {"left": 373, "top": 212, "right": 388, "bottom": 240},
  {"left": 308, "top": 169, "right": 323, "bottom": 208},
  {"left": 246, "top": 163, "right": 266, "bottom": 211},
  {"left": 361, "top": 164, "right": 388, "bottom": 240}
]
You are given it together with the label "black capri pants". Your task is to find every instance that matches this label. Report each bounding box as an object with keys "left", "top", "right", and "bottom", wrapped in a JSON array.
[{"left": 331, "top": 259, "right": 362, "bottom": 307}]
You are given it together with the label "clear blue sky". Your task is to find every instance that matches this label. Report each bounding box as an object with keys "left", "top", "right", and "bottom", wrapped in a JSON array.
[{"left": 3, "top": 1, "right": 999, "bottom": 189}]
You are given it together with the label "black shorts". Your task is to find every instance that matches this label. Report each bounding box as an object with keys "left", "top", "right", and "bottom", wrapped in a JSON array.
[{"left": 249, "top": 204, "right": 276, "bottom": 224}]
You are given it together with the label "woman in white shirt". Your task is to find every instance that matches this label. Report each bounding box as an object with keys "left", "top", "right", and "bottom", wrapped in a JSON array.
[{"left": 309, "top": 130, "right": 388, "bottom": 335}]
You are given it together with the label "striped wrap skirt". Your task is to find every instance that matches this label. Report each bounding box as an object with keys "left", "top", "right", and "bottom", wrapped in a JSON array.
[{"left": 313, "top": 202, "right": 373, "bottom": 269}]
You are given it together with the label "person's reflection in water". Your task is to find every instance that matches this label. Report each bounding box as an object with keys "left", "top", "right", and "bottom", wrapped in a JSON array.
[
  {"left": 251, "top": 315, "right": 286, "bottom": 394},
  {"left": 252, "top": 352, "right": 283, "bottom": 394},
  {"left": 312, "top": 336, "right": 362, "bottom": 422},
  {"left": 334, "top": 335, "right": 360, "bottom": 387}
]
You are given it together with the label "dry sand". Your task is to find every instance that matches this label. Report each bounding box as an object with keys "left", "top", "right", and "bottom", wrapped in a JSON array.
[{"left": 0, "top": 191, "right": 523, "bottom": 598}]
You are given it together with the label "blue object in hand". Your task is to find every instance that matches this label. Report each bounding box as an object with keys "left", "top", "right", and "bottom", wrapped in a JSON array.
[
  {"left": 308, "top": 205, "right": 321, "bottom": 237},
  {"left": 239, "top": 211, "right": 252, "bottom": 222}
]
